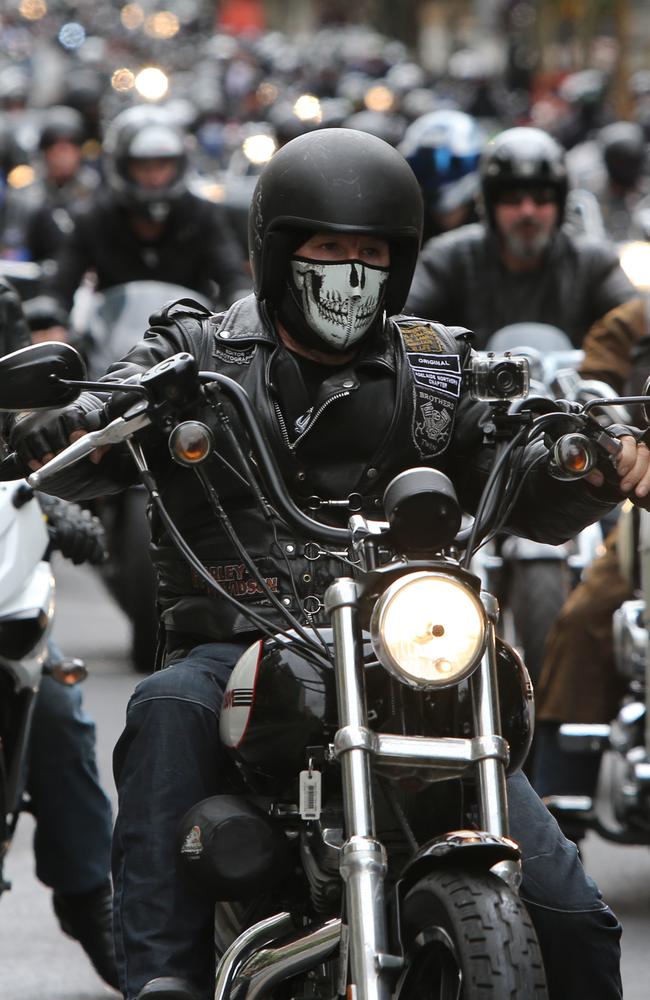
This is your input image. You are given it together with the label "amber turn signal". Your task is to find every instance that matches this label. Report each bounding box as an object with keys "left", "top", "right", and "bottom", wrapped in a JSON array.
[
  {"left": 168, "top": 421, "right": 214, "bottom": 466},
  {"left": 552, "top": 433, "right": 595, "bottom": 478}
]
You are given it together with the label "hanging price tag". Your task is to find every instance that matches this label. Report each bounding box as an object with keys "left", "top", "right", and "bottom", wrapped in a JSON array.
[{"left": 299, "top": 766, "right": 322, "bottom": 820}]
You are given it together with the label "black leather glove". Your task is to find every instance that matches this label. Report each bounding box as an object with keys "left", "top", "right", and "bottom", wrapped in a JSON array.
[
  {"left": 9, "top": 405, "right": 89, "bottom": 472},
  {"left": 38, "top": 494, "right": 107, "bottom": 565}
]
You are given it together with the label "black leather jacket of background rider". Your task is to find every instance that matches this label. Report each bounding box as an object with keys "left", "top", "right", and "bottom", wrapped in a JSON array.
[
  {"left": 45, "top": 189, "right": 249, "bottom": 314},
  {"left": 406, "top": 223, "right": 635, "bottom": 348},
  {"left": 41, "top": 294, "right": 620, "bottom": 646}
]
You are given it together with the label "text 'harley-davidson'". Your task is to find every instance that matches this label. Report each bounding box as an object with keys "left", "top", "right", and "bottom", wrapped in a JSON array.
[{"left": 1, "top": 342, "right": 646, "bottom": 1000}]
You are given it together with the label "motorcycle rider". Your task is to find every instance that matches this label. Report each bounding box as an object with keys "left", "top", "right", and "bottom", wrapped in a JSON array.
[
  {"left": 567, "top": 120, "right": 650, "bottom": 242},
  {"left": 10, "top": 128, "right": 648, "bottom": 1000},
  {"left": 399, "top": 108, "right": 485, "bottom": 239},
  {"left": 22, "top": 104, "right": 100, "bottom": 264},
  {"left": 0, "top": 277, "right": 118, "bottom": 990},
  {"left": 42, "top": 104, "right": 249, "bottom": 322},
  {"left": 405, "top": 125, "right": 636, "bottom": 347}
]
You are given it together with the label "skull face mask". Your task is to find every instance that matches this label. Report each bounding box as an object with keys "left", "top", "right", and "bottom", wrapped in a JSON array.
[{"left": 289, "top": 257, "right": 389, "bottom": 350}]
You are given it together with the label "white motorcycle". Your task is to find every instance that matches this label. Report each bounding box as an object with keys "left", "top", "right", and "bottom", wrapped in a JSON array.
[{"left": 0, "top": 460, "right": 104, "bottom": 895}]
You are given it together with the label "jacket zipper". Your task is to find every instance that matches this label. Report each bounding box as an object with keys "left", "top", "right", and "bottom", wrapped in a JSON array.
[
  {"left": 273, "top": 391, "right": 352, "bottom": 452},
  {"left": 289, "top": 391, "right": 352, "bottom": 451},
  {"left": 273, "top": 400, "right": 292, "bottom": 449}
]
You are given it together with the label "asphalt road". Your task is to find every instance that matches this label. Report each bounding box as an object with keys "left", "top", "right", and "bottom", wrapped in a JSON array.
[{"left": 0, "top": 557, "right": 648, "bottom": 999}]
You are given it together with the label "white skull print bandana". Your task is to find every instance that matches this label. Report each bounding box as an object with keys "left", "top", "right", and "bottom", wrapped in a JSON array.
[{"left": 290, "top": 257, "right": 389, "bottom": 350}]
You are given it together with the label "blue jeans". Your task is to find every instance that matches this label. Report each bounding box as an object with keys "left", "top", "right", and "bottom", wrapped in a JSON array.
[
  {"left": 112, "top": 642, "right": 622, "bottom": 1000},
  {"left": 27, "top": 672, "right": 113, "bottom": 894}
]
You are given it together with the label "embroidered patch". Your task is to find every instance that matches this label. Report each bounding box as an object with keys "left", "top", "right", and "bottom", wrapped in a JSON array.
[
  {"left": 406, "top": 352, "right": 462, "bottom": 398},
  {"left": 180, "top": 825, "right": 203, "bottom": 858},
  {"left": 399, "top": 321, "right": 462, "bottom": 458},
  {"left": 191, "top": 562, "right": 279, "bottom": 600},
  {"left": 400, "top": 322, "right": 446, "bottom": 353},
  {"left": 213, "top": 343, "right": 256, "bottom": 365},
  {"left": 415, "top": 395, "right": 455, "bottom": 448}
]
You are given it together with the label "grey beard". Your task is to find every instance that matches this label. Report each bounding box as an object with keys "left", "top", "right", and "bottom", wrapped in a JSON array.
[{"left": 501, "top": 225, "right": 553, "bottom": 263}]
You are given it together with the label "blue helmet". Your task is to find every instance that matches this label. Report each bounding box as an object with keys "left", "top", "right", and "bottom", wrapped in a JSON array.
[{"left": 400, "top": 109, "right": 485, "bottom": 215}]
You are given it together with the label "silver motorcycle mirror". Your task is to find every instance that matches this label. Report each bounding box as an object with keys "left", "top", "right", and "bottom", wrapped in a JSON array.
[{"left": 0, "top": 342, "right": 86, "bottom": 411}]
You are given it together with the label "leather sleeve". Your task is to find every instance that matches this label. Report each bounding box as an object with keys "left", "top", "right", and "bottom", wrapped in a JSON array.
[
  {"left": 447, "top": 351, "right": 619, "bottom": 545},
  {"left": 21, "top": 309, "right": 211, "bottom": 502}
]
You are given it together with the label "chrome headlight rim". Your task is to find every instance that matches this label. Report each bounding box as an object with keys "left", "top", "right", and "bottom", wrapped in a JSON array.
[{"left": 370, "top": 570, "right": 487, "bottom": 690}]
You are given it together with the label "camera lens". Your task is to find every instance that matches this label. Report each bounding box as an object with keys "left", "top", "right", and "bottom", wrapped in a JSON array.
[{"left": 487, "top": 362, "right": 518, "bottom": 397}]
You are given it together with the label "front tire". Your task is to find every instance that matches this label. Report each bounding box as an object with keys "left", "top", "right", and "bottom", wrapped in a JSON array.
[{"left": 399, "top": 868, "right": 548, "bottom": 1000}]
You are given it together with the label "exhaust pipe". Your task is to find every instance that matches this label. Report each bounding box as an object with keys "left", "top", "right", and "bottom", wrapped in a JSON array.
[{"left": 214, "top": 912, "right": 340, "bottom": 1000}]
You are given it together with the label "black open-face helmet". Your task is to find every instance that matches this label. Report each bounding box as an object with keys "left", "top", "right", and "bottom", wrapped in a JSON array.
[
  {"left": 103, "top": 105, "right": 188, "bottom": 218},
  {"left": 248, "top": 128, "right": 423, "bottom": 315},
  {"left": 480, "top": 126, "right": 568, "bottom": 226},
  {"left": 598, "top": 121, "right": 647, "bottom": 188},
  {"left": 39, "top": 105, "right": 85, "bottom": 151}
]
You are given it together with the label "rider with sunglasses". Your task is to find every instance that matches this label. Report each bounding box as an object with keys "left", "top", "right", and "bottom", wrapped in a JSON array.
[{"left": 406, "top": 126, "right": 635, "bottom": 347}]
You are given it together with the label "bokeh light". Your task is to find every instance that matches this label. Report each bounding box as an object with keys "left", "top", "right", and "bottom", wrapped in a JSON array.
[
  {"left": 58, "top": 22, "right": 86, "bottom": 51},
  {"left": 18, "top": 0, "right": 47, "bottom": 20},
  {"left": 111, "top": 68, "right": 136, "bottom": 93},
  {"left": 293, "top": 95, "right": 322, "bottom": 123},
  {"left": 364, "top": 84, "right": 395, "bottom": 113},
  {"left": 7, "top": 165, "right": 35, "bottom": 189},
  {"left": 256, "top": 81, "right": 279, "bottom": 108},
  {"left": 120, "top": 3, "right": 145, "bottom": 30},
  {"left": 242, "top": 133, "right": 277, "bottom": 165},
  {"left": 135, "top": 67, "right": 169, "bottom": 101},
  {"left": 144, "top": 12, "right": 180, "bottom": 40}
]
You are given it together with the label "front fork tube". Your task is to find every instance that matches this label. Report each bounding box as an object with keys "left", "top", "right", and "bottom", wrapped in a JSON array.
[
  {"left": 470, "top": 593, "right": 509, "bottom": 838},
  {"left": 326, "top": 579, "right": 392, "bottom": 1000}
]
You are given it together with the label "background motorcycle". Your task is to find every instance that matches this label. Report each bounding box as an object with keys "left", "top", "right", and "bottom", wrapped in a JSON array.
[
  {"left": 473, "top": 323, "right": 624, "bottom": 692},
  {"left": 0, "top": 479, "right": 103, "bottom": 897},
  {"left": 553, "top": 499, "right": 650, "bottom": 846}
]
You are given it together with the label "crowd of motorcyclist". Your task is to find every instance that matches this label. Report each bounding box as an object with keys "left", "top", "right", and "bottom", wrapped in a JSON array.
[{"left": 2, "top": 6, "right": 650, "bottom": 998}]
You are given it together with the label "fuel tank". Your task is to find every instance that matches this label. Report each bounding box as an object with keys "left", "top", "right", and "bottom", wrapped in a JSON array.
[{"left": 220, "top": 631, "right": 533, "bottom": 783}]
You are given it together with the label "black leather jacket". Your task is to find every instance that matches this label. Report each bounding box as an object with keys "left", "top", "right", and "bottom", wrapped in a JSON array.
[
  {"left": 40, "top": 294, "right": 618, "bottom": 646},
  {"left": 406, "top": 223, "right": 635, "bottom": 348}
]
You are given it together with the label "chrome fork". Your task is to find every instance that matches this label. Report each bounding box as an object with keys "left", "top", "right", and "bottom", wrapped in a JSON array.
[{"left": 326, "top": 578, "right": 392, "bottom": 1000}]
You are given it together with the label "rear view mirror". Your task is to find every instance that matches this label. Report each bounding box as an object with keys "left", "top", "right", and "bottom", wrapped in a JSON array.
[{"left": 0, "top": 342, "right": 86, "bottom": 411}]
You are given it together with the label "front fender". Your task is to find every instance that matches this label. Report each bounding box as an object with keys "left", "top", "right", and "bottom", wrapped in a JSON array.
[
  {"left": 391, "top": 831, "right": 522, "bottom": 960},
  {"left": 397, "top": 830, "right": 521, "bottom": 898}
]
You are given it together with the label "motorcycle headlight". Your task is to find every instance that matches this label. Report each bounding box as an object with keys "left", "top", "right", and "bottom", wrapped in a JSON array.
[{"left": 370, "top": 572, "right": 487, "bottom": 688}]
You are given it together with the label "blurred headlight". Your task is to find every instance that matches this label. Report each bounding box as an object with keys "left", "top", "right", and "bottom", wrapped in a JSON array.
[
  {"left": 370, "top": 572, "right": 487, "bottom": 688},
  {"left": 135, "top": 66, "right": 169, "bottom": 101},
  {"left": 619, "top": 241, "right": 650, "bottom": 292}
]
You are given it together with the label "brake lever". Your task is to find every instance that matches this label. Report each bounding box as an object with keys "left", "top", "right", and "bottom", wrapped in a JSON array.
[{"left": 27, "top": 409, "right": 152, "bottom": 489}]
